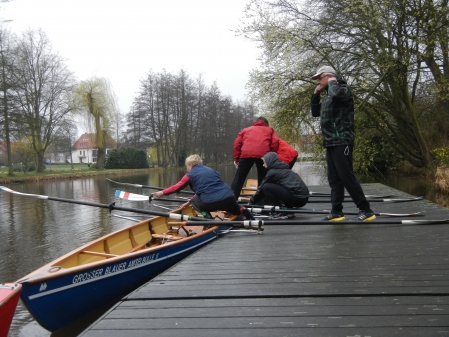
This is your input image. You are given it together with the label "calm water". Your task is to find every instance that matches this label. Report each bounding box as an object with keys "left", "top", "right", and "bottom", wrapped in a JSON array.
[{"left": 1, "top": 162, "right": 447, "bottom": 336}]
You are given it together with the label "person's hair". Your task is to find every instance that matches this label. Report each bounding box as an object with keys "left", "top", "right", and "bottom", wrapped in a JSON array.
[
  {"left": 185, "top": 154, "right": 203, "bottom": 166},
  {"left": 257, "top": 116, "right": 269, "bottom": 126}
]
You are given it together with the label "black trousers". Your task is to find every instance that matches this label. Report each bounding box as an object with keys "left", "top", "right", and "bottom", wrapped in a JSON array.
[
  {"left": 261, "top": 183, "right": 308, "bottom": 208},
  {"left": 190, "top": 195, "right": 241, "bottom": 215},
  {"left": 326, "top": 145, "right": 370, "bottom": 212},
  {"left": 231, "top": 158, "right": 266, "bottom": 198}
]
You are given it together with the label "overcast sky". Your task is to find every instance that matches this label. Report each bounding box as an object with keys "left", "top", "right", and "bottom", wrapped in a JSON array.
[{"left": 1, "top": 0, "right": 260, "bottom": 116}]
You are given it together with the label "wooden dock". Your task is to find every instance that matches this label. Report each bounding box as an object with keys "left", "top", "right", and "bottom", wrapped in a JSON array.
[{"left": 81, "top": 184, "right": 449, "bottom": 337}]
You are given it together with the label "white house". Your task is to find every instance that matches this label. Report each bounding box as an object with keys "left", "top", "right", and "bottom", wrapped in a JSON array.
[{"left": 70, "top": 133, "right": 117, "bottom": 164}]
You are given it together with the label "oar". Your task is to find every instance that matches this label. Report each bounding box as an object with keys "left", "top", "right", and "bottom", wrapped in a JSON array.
[
  {"left": 238, "top": 196, "right": 424, "bottom": 204},
  {"left": 246, "top": 206, "right": 425, "bottom": 217},
  {"left": 309, "top": 191, "right": 396, "bottom": 198},
  {"left": 107, "top": 178, "right": 195, "bottom": 195},
  {"left": 239, "top": 192, "right": 396, "bottom": 199},
  {"left": 0, "top": 186, "right": 205, "bottom": 222},
  {"left": 168, "top": 218, "right": 449, "bottom": 227},
  {"left": 241, "top": 187, "right": 395, "bottom": 199},
  {"left": 114, "top": 189, "right": 424, "bottom": 205}
]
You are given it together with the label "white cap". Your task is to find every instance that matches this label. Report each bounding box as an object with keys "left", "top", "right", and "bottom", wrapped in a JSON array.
[{"left": 311, "top": 66, "right": 336, "bottom": 79}]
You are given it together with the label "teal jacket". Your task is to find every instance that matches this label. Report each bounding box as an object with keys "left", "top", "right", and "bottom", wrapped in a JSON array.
[{"left": 311, "top": 77, "right": 355, "bottom": 147}]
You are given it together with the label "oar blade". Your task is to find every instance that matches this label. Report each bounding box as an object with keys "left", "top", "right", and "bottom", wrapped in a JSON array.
[
  {"left": 115, "top": 190, "right": 150, "bottom": 201},
  {"left": 0, "top": 186, "right": 48, "bottom": 199}
]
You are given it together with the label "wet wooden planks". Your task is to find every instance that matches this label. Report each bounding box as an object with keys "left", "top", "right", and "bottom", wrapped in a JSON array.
[{"left": 81, "top": 184, "right": 449, "bottom": 337}]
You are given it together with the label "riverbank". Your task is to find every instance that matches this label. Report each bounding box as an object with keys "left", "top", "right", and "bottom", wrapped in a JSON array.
[{"left": 0, "top": 165, "right": 162, "bottom": 185}]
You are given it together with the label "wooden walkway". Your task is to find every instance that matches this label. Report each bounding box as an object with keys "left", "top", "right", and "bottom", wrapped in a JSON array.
[{"left": 81, "top": 184, "right": 449, "bottom": 337}]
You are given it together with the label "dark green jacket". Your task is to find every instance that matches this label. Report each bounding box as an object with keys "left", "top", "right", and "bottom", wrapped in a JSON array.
[{"left": 311, "top": 77, "right": 355, "bottom": 147}]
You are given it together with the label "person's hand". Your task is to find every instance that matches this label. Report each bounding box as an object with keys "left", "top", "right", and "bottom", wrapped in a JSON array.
[
  {"left": 314, "top": 84, "right": 325, "bottom": 94},
  {"left": 234, "top": 161, "right": 239, "bottom": 169},
  {"left": 152, "top": 191, "right": 163, "bottom": 198}
]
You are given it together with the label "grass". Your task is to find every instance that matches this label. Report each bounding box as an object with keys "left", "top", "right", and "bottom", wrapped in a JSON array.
[{"left": 0, "top": 164, "right": 160, "bottom": 184}]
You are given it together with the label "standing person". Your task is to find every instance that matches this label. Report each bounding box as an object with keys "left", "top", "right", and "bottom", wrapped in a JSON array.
[
  {"left": 249, "top": 152, "right": 309, "bottom": 208},
  {"left": 277, "top": 138, "right": 299, "bottom": 169},
  {"left": 231, "top": 117, "right": 279, "bottom": 198},
  {"left": 311, "top": 65, "right": 375, "bottom": 222},
  {"left": 152, "top": 154, "right": 254, "bottom": 220}
]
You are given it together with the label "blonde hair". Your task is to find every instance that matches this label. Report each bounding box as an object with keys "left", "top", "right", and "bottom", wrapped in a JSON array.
[{"left": 185, "top": 154, "right": 203, "bottom": 167}]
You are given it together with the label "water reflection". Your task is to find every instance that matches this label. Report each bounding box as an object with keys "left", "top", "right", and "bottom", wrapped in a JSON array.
[{"left": 1, "top": 162, "right": 447, "bottom": 337}]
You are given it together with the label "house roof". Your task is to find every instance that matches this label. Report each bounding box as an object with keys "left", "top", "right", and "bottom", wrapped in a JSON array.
[{"left": 73, "top": 133, "right": 117, "bottom": 150}]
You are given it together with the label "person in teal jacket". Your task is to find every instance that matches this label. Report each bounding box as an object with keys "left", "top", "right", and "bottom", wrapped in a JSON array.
[{"left": 311, "top": 65, "right": 375, "bottom": 222}]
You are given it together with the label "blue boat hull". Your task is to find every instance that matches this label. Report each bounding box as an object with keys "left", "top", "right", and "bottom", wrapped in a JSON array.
[{"left": 19, "top": 229, "right": 218, "bottom": 332}]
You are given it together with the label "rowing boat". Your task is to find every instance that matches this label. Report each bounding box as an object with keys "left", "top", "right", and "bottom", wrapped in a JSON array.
[
  {"left": 15, "top": 204, "right": 227, "bottom": 332},
  {"left": 0, "top": 282, "right": 21, "bottom": 337}
]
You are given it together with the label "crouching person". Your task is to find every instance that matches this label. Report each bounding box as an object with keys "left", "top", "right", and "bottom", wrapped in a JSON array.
[
  {"left": 249, "top": 152, "right": 309, "bottom": 208},
  {"left": 152, "top": 154, "right": 254, "bottom": 220}
]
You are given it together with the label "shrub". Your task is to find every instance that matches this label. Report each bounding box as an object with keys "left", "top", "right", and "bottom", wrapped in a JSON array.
[
  {"left": 104, "top": 147, "right": 149, "bottom": 169},
  {"left": 431, "top": 147, "right": 449, "bottom": 166},
  {"left": 435, "top": 166, "right": 449, "bottom": 192},
  {"left": 27, "top": 162, "right": 36, "bottom": 172}
]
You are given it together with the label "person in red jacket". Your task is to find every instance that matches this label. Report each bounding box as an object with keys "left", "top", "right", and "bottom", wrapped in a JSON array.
[
  {"left": 277, "top": 139, "right": 299, "bottom": 169},
  {"left": 231, "top": 117, "right": 279, "bottom": 198}
]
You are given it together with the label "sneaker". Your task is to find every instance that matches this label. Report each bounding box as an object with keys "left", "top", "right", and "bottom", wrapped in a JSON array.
[
  {"left": 242, "top": 208, "right": 255, "bottom": 220},
  {"left": 322, "top": 213, "right": 345, "bottom": 221},
  {"left": 349, "top": 210, "right": 376, "bottom": 222},
  {"left": 201, "top": 212, "right": 213, "bottom": 219},
  {"left": 268, "top": 213, "right": 289, "bottom": 220}
]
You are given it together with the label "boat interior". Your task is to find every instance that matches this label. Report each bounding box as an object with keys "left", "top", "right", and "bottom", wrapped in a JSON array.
[
  {"left": 240, "top": 178, "right": 257, "bottom": 198},
  {"left": 55, "top": 206, "right": 207, "bottom": 269}
]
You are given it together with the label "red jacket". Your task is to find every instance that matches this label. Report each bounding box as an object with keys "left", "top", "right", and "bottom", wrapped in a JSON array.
[
  {"left": 233, "top": 120, "right": 279, "bottom": 162},
  {"left": 277, "top": 139, "right": 298, "bottom": 165}
]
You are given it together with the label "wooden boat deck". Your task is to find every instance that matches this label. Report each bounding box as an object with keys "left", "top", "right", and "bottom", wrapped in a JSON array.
[{"left": 81, "top": 184, "right": 449, "bottom": 337}]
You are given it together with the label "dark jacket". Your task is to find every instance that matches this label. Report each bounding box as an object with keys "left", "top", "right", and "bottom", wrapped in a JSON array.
[
  {"left": 233, "top": 120, "right": 279, "bottom": 162},
  {"left": 311, "top": 76, "right": 355, "bottom": 148},
  {"left": 251, "top": 152, "right": 309, "bottom": 203}
]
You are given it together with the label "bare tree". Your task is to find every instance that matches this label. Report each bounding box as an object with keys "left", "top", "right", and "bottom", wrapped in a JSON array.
[
  {"left": 51, "top": 118, "right": 78, "bottom": 169},
  {"left": 11, "top": 29, "right": 74, "bottom": 172},
  {"left": 0, "top": 25, "right": 17, "bottom": 175},
  {"left": 126, "top": 69, "right": 259, "bottom": 167}
]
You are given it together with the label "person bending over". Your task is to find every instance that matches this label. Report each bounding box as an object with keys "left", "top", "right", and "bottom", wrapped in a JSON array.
[
  {"left": 231, "top": 117, "right": 279, "bottom": 198},
  {"left": 152, "top": 154, "right": 254, "bottom": 220},
  {"left": 249, "top": 152, "right": 309, "bottom": 208}
]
